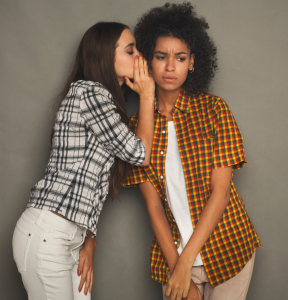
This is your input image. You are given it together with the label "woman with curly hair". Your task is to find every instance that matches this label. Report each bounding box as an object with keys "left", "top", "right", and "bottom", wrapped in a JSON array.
[{"left": 123, "top": 3, "right": 260, "bottom": 300}]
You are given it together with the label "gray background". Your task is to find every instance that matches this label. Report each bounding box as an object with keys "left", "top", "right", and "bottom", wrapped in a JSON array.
[{"left": 1, "top": 0, "right": 287, "bottom": 299}]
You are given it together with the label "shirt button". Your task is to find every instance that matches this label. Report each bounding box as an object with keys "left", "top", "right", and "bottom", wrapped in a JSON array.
[
  {"left": 162, "top": 130, "right": 166, "bottom": 134},
  {"left": 174, "top": 241, "right": 177, "bottom": 245},
  {"left": 173, "top": 219, "right": 175, "bottom": 222},
  {"left": 165, "top": 198, "right": 167, "bottom": 202},
  {"left": 160, "top": 176, "right": 163, "bottom": 179},
  {"left": 160, "top": 151, "right": 164, "bottom": 155}
]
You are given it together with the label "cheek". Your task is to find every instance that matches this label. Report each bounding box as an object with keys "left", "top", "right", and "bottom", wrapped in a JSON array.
[
  {"left": 177, "top": 64, "right": 189, "bottom": 82},
  {"left": 151, "top": 61, "right": 162, "bottom": 80},
  {"left": 115, "top": 56, "right": 134, "bottom": 77}
]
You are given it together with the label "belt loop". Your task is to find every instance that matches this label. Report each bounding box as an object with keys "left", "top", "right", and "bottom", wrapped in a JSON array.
[
  {"left": 35, "top": 209, "right": 45, "bottom": 226},
  {"left": 69, "top": 224, "right": 78, "bottom": 240}
]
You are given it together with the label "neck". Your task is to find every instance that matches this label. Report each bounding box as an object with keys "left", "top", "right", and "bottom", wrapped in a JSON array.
[{"left": 156, "top": 86, "right": 181, "bottom": 111}]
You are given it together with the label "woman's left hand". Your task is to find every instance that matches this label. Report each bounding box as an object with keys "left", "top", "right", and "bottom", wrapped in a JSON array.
[
  {"left": 165, "top": 258, "right": 192, "bottom": 300},
  {"left": 77, "top": 233, "right": 97, "bottom": 295}
]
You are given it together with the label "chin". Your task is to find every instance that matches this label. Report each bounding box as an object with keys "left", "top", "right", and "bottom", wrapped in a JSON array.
[{"left": 157, "top": 82, "right": 182, "bottom": 91}]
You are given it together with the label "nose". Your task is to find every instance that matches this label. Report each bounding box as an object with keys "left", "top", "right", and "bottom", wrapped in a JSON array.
[
  {"left": 165, "top": 57, "right": 175, "bottom": 72},
  {"left": 134, "top": 47, "right": 140, "bottom": 57}
]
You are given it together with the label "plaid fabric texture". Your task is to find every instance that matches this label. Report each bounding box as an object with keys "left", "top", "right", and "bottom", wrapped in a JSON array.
[
  {"left": 28, "top": 80, "right": 145, "bottom": 237},
  {"left": 123, "top": 89, "right": 261, "bottom": 287}
]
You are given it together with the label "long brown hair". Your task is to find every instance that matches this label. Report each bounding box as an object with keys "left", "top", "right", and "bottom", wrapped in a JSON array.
[{"left": 54, "top": 22, "right": 131, "bottom": 198}]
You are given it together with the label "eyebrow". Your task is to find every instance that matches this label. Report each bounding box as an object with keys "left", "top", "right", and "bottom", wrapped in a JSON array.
[
  {"left": 154, "top": 51, "right": 188, "bottom": 55},
  {"left": 124, "top": 43, "right": 135, "bottom": 49}
]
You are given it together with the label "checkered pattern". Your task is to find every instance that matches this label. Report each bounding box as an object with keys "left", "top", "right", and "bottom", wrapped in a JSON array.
[
  {"left": 28, "top": 80, "right": 145, "bottom": 237},
  {"left": 123, "top": 89, "right": 261, "bottom": 287}
]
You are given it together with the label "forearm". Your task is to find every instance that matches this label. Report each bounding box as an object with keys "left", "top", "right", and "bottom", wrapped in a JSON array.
[
  {"left": 136, "top": 96, "right": 155, "bottom": 166},
  {"left": 179, "top": 167, "right": 232, "bottom": 269},
  {"left": 139, "top": 181, "right": 179, "bottom": 271},
  {"left": 180, "top": 189, "right": 230, "bottom": 267}
]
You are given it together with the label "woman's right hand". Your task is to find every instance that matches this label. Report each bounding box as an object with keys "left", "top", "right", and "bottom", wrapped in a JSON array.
[
  {"left": 125, "top": 54, "right": 155, "bottom": 100},
  {"left": 185, "top": 280, "right": 202, "bottom": 300}
]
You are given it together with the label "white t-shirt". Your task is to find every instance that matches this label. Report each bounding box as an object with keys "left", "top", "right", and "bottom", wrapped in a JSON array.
[{"left": 165, "top": 121, "right": 203, "bottom": 266}]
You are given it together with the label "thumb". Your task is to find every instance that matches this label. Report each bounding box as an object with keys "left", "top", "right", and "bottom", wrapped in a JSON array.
[{"left": 124, "top": 76, "right": 133, "bottom": 90}]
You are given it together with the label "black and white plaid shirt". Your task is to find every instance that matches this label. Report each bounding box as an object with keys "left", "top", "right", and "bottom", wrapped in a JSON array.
[{"left": 27, "top": 81, "right": 146, "bottom": 236}]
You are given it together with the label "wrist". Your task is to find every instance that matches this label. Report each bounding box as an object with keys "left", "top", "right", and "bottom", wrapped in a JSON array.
[
  {"left": 84, "top": 236, "right": 97, "bottom": 249},
  {"left": 178, "top": 251, "right": 195, "bottom": 270},
  {"left": 139, "top": 95, "right": 155, "bottom": 102}
]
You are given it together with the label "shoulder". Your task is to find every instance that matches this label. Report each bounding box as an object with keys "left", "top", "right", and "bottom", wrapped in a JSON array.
[
  {"left": 70, "top": 80, "right": 112, "bottom": 101},
  {"left": 187, "top": 92, "right": 232, "bottom": 116}
]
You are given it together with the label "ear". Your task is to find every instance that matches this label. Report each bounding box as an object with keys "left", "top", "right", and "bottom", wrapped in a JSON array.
[{"left": 189, "top": 53, "right": 195, "bottom": 71}]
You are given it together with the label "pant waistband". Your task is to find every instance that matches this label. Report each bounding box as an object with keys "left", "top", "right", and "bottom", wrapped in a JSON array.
[{"left": 24, "top": 207, "right": 86, "bottom": 236}]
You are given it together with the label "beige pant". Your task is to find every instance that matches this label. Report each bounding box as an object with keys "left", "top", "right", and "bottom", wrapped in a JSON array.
[{"left": 162, "top": 252, "right": 255, "bottom": 300}]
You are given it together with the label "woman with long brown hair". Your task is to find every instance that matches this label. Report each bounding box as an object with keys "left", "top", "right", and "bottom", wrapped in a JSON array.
[{"left": 12, "top": 22, "right": 155, "bottom": 300}]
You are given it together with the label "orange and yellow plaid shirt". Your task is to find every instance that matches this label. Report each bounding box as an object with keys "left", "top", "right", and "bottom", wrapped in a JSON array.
[{"left": 123, "top": 89, "right": 261, "bottom": 287}]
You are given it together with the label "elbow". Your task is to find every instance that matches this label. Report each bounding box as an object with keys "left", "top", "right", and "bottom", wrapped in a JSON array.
[
  {"left": 221, "top": 189, "right": 230, "bottom": 206},
  {"left": 211, "top": 187, "right": 230, "bottom": 206},
  {"left": 140, "top": 154, "right": 151, "bottom": 167}
]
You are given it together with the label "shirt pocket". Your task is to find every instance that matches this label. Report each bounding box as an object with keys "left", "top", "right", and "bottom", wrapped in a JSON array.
[{"left": 12, "top": 223, "right": 33, "bottom": 272}]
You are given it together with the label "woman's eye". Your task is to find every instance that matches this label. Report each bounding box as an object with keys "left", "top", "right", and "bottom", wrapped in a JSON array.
[
  {"left": 127, "top": 51, "right": 134, "bottom": 55},
  {"left": 156, "top": 56, "right": 165, "bottom": 60},
  {"left": 177, "top": 57, "right": 186, "bottom": 62}
]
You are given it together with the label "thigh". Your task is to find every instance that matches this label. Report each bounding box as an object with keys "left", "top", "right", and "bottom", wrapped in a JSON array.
[
  {"left": 204, "top": 252, "right": 256, "bottom": 300},
  {"left": 12, "top": 209, "right": 84, "bottom": 300},
  {"left": 12, "top": 216, "right": 49, "bottom": 300},
  {"left": 71, "top": 263, "right": 91, "bottom": 300},
  {"left": 37, "top": 226, "right": 84, "bottom": 300}
]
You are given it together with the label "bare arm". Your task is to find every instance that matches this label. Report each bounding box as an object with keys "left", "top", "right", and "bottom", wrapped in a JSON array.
[
  {"left": 166, "top": 166, "right": 232, "bottom": 300},
  {"left": 125, "top": 55, "right": 155, "bottom": 166},
  {"left": 139, "top": 181, "right": 179, "bottom": 271}
]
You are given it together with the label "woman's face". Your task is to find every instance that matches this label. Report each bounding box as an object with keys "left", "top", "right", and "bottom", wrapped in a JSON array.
[
  {"left": 151, "top": 36, "right": 194, "bottom": 92},
  {"left": 115, "top": 28, "right": 139, "bottom": 86}
]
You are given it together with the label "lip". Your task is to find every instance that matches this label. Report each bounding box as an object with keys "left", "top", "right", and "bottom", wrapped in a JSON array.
[{"left": 162, "top": 76, "right": 177, "bottom": 82}]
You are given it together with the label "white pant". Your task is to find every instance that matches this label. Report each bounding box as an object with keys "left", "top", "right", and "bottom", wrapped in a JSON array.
[{"left": 12, "top": 207, "right": 91, "bottom": 300}]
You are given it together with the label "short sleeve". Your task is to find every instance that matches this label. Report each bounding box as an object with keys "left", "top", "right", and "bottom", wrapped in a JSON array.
[
  {"left": 80, "top": 84, "right": 146, "bottom": 166},
  {"left": 212, "top": 99, "right": 246, "bottom": 170},
  {"left": 122, "top": 113, "right": 148, "bottom": 187}
]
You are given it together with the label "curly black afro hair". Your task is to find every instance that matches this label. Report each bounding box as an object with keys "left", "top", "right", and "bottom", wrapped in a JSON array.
[{"left": 134, "top": 2, "right": 218, "bottom": 94}]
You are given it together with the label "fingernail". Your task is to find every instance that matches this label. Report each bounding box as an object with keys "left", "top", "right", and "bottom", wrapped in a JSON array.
[
  {"left": 136, "top": 55, "right": 139, "bottom": 59},
  {"left": 139, "top": 53, "right": 142, "bottom": 56},
  {"left": 78, "top": 270, "right": 81, "bottom": 276}
]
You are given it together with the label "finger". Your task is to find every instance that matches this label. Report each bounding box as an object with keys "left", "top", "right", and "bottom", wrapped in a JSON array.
[
  {"left": 77, "top": 256, "right": 85, "bottom": 276},
  {"left": 176, "top": 290, "right": 183, "bottom": 300},
  {"left": 133, "top": 55, "right": 139, "bottom": 82},
  {"left": 165, "top": 285, "right": 172, "bottom": 298},
  {"left": 124, "top": 76, "right": 133, "bottom": 89},
  {"left": 138, "top": 54, "right": 145, "bottom": 77},
  {"left": 143, "top": 58, "right": 149, "bottom": 75},
  {"left": 84, "top": 268, "right": 91, "bottom": 295},
  {"left": 89, "top": 270, "right": 93, "bottom": 294},
  {"left": 170, "top": 289, "right": 178, "bottom": 300},
  {"left": 182, "top": 288, "right": 188, "bottom": 298},
  {"left": 78, "top": 263, "right": 89, "bottom": 292}
]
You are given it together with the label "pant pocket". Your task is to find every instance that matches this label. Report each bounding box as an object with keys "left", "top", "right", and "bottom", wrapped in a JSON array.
[
  {"left": 71, "top": 232, "right": 86, "bottom": 262},
  {"left": 12, "top": 223, "right": 33, "bottom": 272}
]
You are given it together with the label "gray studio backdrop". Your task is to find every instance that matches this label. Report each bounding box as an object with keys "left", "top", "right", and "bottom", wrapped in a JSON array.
[{"left": 1, "top": 0, "right": 287, "bottom": 299}]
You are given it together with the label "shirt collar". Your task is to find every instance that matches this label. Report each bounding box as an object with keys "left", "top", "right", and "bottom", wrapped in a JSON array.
[{"left": 154, "top": 87, "right": 190, "bottom": 114}]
